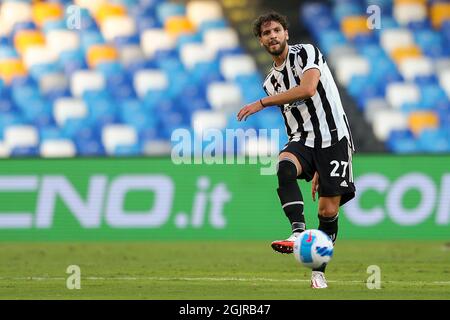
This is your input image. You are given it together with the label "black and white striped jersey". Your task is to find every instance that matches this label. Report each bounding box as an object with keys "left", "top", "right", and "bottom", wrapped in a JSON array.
[{"left": 263, "top": 44, "right": 354, "bottom": 150}]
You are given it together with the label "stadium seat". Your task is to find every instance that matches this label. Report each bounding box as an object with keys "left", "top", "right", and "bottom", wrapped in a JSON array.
[
  {"left": 398, "top": 57, "right": 433, "bottom": 81},
  {"left": 53, "top": 98, "right": 88, "bottom": 127},
  {"left": 102, "top": 124, "right": 138, "bottom": 155},
  {"left": 390, "top": 45, "right": 422, "bottom": 64},
  {"left": 101, "top": 15, "right": 136, "bottom": 42},
  {"left": 140, "top": 28, "right": 175, "bottom": 58},
  {"left": 70, "top": 70, "right": 106, "bottom": 98},
  {"left": 165, "top": 16, "right": 195, "bottom": 38},
  {"left": 335, "top": 55, "right": 370, "bottom": 86},
  {"left": 439, "top": 70, "right": 450, "bottom": 99},
  {"left": 242, "top": 135, "right": 277, "bottom": 157},
  {"left": 393, "top": 2, "right": 427, "bottom": 26},
  {"left": 40, "top": 139, "right": 76, "bottom": 158},
  {"left": 380, "top": 29, "right": 414, "bottom": 53},
  {"left": 327, "top": 45, "right": 357, "bottom": 69},
  {"left": 142, "top": 140, "right": 172, "bottom": 156},
  {"left": 3, "top": 125, "right": 39, "bottom": 149},
  {"left": 191, "top": 110, "right": 227, "bottom": 136},
  {"left": 14, "top": 30, "right": 45, "bottom": 55},
  {"left": 39, "top": 72, "right": 69, "bottom": 96},
  {"left": 74, "top": 0, "right": 107, "bottom": 14},
  {"left": 341, "top": 16, "right": 371, "bottom": 39},
  {"left": 179, "top": 42, "right": 215, "bottom": 70},
  {"left": 32, "top": 2, "right": 64, "bottom": 28},
  {"left": 0, "top": 59, "right": 27, "bottom": 84},
  {"left": 23, "top": 46, "right": 57, "bottom": 69},
  {"left": 430, "top": 2, "right": 450, "bottom": 29},
  {"left": 386, "top": 82, "right": 420, "bottom": 109},
  {"left": 417, "top": 128, "right": 450, "bottom": 152},
  {"left": 118, "top": 45, "right": 146, "bottom": 67},
  {"left": 372, "top": 109, "right": 409, "bottom": 141},
  {"left": 0, "top": 1, "right": 32, "bottom": 36},
  {"left": 95, "top": 3, "right": 127, "bottom": 25},
  {"left": 203, "top": 28, "right": 239, "bottom": 55},
  {"left": 414, "top": 30, "right": 445, "bottom": 58},
  {"left": 156, "top": 2, "right": 186, "bottom": 25},
  {"left": 133, "top": 69, "right": 169, "bottom": 99},
  {"left": 408, "top": 111, "right": 439, "bottom": 135},
  {"left": 206, "top": 82, "right": 242, "bottom": 112},
  {"left": 46, "top": 30, "right": 80, "bottom": 58},
  {"left": 0, "top": 142, "right": 10, "bottom": 158},
  {"left": 220, "top": 54, "right": 257, "bottom": 81},
  {"left": 386, "top": 128, "right": 418, "bottom": 154},
  {"left": 186, "top": 1, "right": 223, "bottom": 27},
  {"left": 86, "top": 44, "right": 118, "bottom": 68}
]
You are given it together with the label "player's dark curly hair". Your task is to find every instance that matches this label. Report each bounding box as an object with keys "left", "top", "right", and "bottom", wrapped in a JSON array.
[{"left": 252, "top": 11, "right": 289, "bottom": 38}]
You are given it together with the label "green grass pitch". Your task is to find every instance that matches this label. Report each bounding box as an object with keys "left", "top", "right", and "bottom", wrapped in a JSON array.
[{"left": 0, "top": 240, "right": 449, "bottom": 299}]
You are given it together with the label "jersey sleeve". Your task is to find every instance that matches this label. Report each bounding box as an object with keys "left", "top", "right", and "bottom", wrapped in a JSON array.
[{"left": 298, "top": 44, "right": 324, "bottom": 75}]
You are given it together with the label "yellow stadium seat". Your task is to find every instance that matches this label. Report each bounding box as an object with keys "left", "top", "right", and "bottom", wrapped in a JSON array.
[
  {"left": 0, "top": 59, "right": 27, "bottom": 84},
  {"left": 165, "top": 16, "right": 195, "bottom": 37},
  {"left": 341, "top": 16, "right": 371, "bottom": 39},
  {"left": 32, "top": 2, "right": 63, "bottom": 27},
  {"left": 95, "top": 3, "right": 126, "bottom": 24},
  {"left": 394, "top": 0, "right": 426, "bottom": 4},
  {"left": 431, "top": 3, "right": 450, "bottom": 29},
  {"left": 409, "top": 111, "right": 439, "bottom": 135},
  {"left": 86, "top": 45, "right": 118, "bottom": 68},
  {"left": 14, "top": 30, "right": 45, "bottom": 55},
  {"left": 391, "top": 45, "right": 422, "bottom": 64}
]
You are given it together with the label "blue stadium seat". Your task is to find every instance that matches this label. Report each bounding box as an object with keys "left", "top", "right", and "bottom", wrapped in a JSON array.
[
  {"left": 156, "top": 2, "right": 186, "bottom": 25},
  {"left": 419, "top": 85, "right": 448, "bottom": 110},
  {"left": 198, "top": 19, "right": 228, "bottom": 35},
  {"left": 113, "top": 143, "right": 142, "bottom": 156},
  {"left": 42, "top": 20, "right": 67, "bottom": 34},
  {"left": 114, "top": 34, "right": 140, "bottom": 47},
  {"left": 40, "top": 126, "right": 67, "bottom": 141},
  {"left": 29, "top": 63, "right": 60, "bottom": 81},
  {"left": 386, "top": 129, "right": 418, "bottom": 153},
  {"left": 318, "top": 30, "right": 347, "bottom": 55},
  {"left": 415, "top": 30, "right": 445, "bottom": 58},
  {"left": 0, "top": 45, "right": 18, "bottom": 59},
  {"left": 10, "top": 146, "right": 39, "bottom": 157},
  {"left": 417, "top": 128, "right": 450, "bottom": 152},
  {"left": 75, "top": 138, "right": 105, "bottom": 156},
  {"left": 11, "top": 22, "right": 37, "bottom": 39},
  {"left": 333, "top": 2, "right": 364, "bottom": 22},
  {"left": 59, "top": 50, "right": 88, "bottom": 76}
]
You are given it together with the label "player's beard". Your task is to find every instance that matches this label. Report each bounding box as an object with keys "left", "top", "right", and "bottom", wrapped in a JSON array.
[{"left": 264, "top": 39, "right": 287, "bottom": 57}]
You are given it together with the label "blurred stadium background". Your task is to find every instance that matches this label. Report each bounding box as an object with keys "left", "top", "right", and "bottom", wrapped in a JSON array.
[{"left": 0, "top": 0, "right": 449, "bottom": 299}]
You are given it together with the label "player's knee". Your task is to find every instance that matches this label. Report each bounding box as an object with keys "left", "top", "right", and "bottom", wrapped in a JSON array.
[
  {"left": 277, "top": 159, "right": 298, "bottom": 186},
  {"left": 318, "top": 205, "right": 339, "bottom": 218}
]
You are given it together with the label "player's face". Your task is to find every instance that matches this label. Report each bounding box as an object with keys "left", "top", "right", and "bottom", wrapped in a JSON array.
[{"left": 259, "top": 21, "right": 289, "bottom": 56}]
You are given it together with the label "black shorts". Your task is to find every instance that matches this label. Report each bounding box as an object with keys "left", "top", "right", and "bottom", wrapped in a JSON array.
[{"left": 279, "top": 137, "right": 356, "bottom": 206}]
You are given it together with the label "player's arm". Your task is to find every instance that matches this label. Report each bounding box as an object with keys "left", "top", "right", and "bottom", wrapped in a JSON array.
[{"left": 237, "top": 68, "right": 320, "bottom": 121}]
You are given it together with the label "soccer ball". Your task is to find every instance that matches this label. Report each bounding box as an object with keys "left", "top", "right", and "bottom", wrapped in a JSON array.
[{"left": 293, "top": 229, "right": 334, "bottom": 269}]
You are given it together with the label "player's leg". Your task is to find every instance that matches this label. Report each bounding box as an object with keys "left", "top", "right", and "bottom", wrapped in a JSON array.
[
  {"left": 277, "top": 151, "right": 305, "bottom": 234},
  {"left": 310, "top": 137, "right": 356, "bottom": 288},
  {"left": 310, "top": 195, "right": 340, "bottom": 288},
  {"left": 317, "top": 195, "right": 341, "bottom": 244},
  {"left": 271, "top": 143, "right": 315, "bottom": 254}
]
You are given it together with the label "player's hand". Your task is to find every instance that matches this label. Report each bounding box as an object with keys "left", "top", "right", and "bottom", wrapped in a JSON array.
[
  {"left": 312, "top": 171, "right": 319, "bottom": 201},
  {"left": 237, "top": 100, "right": 264, "bottom": 121}
]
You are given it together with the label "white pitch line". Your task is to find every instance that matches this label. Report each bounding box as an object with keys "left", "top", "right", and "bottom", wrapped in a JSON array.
[{"left": 0, "top": 276, "right": 449, "bottom": 286}]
